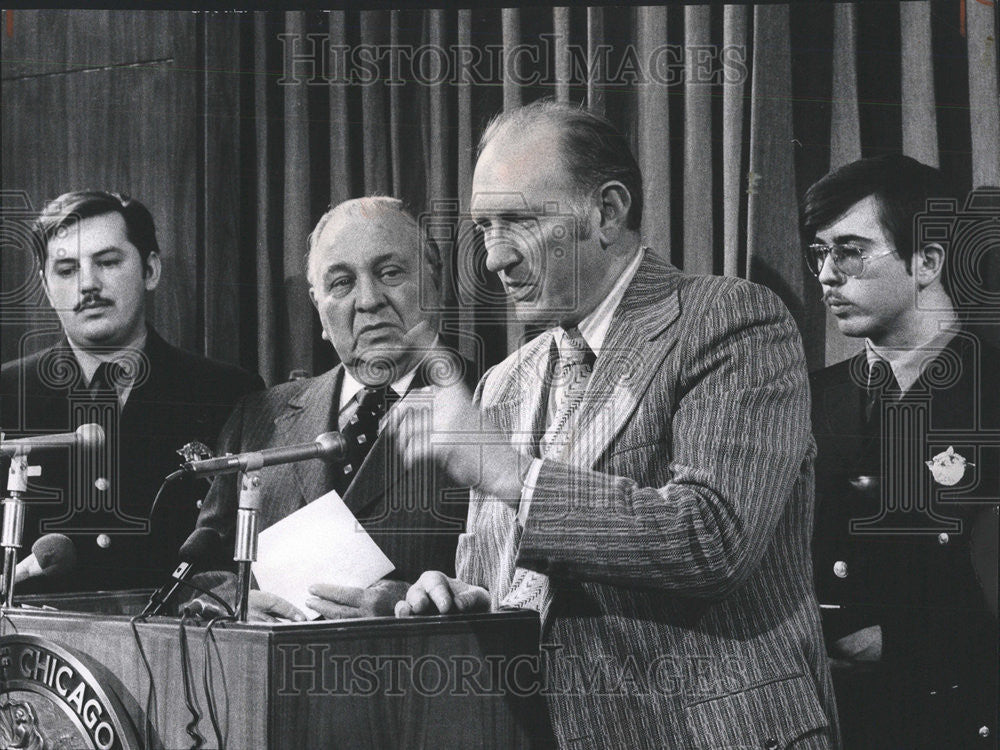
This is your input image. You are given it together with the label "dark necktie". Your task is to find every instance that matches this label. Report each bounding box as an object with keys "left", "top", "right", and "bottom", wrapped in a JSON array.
[
  {"left": 863, "top": 356, "right": 900, "bottom": 447},
  {"left": 865, "top": 357, "right": 898, "bottom": 418},
  {"left": 331, "top": 386, "right": 394, "bottom": 496},
  {"left": 89, "top": 361, "right": 123, "bottom": 401}
]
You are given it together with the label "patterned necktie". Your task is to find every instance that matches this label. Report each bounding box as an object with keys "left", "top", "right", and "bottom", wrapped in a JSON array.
[
  {"left": 540, "top": 326, "right": 596, "bottom": 456},
  {"left": 331, "top": 386, "right": 392, "bottom": 497},
  {"left": 501, "top": 327, "right": 596, "bottom": 628}
]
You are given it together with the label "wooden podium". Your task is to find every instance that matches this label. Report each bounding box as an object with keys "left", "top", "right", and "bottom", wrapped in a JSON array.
[{"left": 1, "top": 592, "right": 546, "bottom": 749}]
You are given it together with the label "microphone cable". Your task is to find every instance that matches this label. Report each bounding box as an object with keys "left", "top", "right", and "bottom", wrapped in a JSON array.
[
  {"left": 146, "top": 471, "right": 184, "bottom": 525},
  {"left": 129, "top": 614, "right": 158, "bottom": 750},
  {"left": 154, "top": 575, "right": 235, "bottom": 620},
  {"left": 203, "top": 614, "right": 234, "bottom": 749},
  {"left": 0, "top": 609, "right": 18, "bottom": 636},
  {"left": 178, "top": 614, "right": 205, "bottom": 749}
]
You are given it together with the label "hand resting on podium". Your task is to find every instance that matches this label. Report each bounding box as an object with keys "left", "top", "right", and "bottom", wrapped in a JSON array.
[
  {"left": 304, "top": 579, "right": 410, "bottom": 619},
  {"left": 394, "top": 571, "right": 490, "bottom": 617},
  {"left": 189, "top": 576, "right": 411, "bottom": 622}
]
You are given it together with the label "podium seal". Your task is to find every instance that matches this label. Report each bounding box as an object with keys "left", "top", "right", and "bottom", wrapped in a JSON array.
[{"left": 0, "top": 634, "right": 140, "bottom": 750}]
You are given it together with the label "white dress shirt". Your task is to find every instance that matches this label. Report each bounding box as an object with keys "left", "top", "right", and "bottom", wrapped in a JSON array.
[
  {"left": 336, "top": 338, "right": 440, "bottom": 430},
  {"left": 865, "top": 324, "right": 958, "bottom": 394},
  {"left": 518, "top": 248, "right": 646, "bottom": 524}
]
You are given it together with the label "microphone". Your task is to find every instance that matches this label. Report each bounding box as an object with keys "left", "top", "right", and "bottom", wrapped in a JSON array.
[
  {"left": 1, "top": 424, "right": 105, "bottom": 457},
  {"left": 15, "top": 534, "right": 77, "bottom": 584},
  {"left": 140, "top": 528, "right": 224, "bottom": 618},
  {"left": 178, "top": 432, "right": 347, "bottom": 477}
]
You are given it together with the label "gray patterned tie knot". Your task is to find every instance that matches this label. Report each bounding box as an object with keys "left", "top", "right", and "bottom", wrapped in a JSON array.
[{"left": 541, "top": 326, "right": 596, "bottom": 455}]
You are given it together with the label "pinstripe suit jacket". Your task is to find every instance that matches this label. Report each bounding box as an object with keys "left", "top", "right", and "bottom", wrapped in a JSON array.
[
  {"left": 458, "top": 251, "right": 839, "bottom": 750},
  {"left": 193, "top": 356, "right": 473, "bottom": 584}
]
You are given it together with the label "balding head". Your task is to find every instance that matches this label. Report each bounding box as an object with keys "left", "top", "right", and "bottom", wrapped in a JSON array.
[
  {"left": 307, "top": 196, "right": 441, "bottom": 383},
  {"left": 471, "top": 101, "right": 642, "bottom": 326},
  {"left": 477, "top": 100, "right": 643, "bottom": 231},
  {"left": 307, "top": 197, "right": 442, "bottom": 291}
]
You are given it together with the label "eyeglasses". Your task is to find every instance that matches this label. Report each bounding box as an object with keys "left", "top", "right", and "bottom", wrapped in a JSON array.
[{"left": 804, "top": 243, "right": 896, "bottom": 279}]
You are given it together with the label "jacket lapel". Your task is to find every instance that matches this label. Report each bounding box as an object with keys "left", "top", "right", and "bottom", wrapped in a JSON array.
[
  {"left": 341, "top": 351, "right": 461, "bottom": 517},
  {"left": 273, "top": 368, "right": 341, "bottom": 507},
  {"left": 482, "top": 331, "right": 558, "bottom": 458},
  {"left": 560, "top": 252, "right": 683, "bottom": 469},
  {"left": 821, "top": 360, "right": 864, "bottom": 432}
]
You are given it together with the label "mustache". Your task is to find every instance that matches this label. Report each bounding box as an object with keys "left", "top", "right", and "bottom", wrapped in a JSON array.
[{"left": 74, "top": 293, "right": 112, "bottom": 313}]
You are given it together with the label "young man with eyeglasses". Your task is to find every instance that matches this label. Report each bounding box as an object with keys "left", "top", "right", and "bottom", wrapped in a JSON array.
[{"left": 802, "top": 155, "right": 998, "bottom": 748}]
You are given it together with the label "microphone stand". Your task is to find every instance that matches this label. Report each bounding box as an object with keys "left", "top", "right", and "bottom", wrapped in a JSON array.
[
  {"left": 2, "top": 454, "right": 40, "bottom": 608},
  {"left": 233, "top": 469, "right": 262, "bottom": 622}
]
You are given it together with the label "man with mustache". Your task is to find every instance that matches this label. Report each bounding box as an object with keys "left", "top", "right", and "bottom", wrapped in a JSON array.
[
  {"left": 394, "top": 101, "right": 838, "bottom": 749},
  {"left": 803, "top": 156, "right": 998, "bottom": 748},
  {"left": 0, "top": 190, "right": 263, "bottom": 592},
  {"left": 189, "top": 196, "right": 473, "bottom": 621}
]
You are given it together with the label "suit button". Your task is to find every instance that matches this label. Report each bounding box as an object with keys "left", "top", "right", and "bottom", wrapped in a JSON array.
[
  {"left": 764, "top": 740, "right": 779, "bottom": 750},
  {"left": 833, "top": 560, "right": 848, "bottom": 578},
  {"left": 849, "top": 475, "right": 878, "bottom": 491},
  {"left": 937, "top": 532, "right": 950, "bottom": 545},
  {"left": 980, "top": 726, "right": 991, "bottom": 738},
  {"left": 96, "top": 534, "right": 111, "bottom": 549}
]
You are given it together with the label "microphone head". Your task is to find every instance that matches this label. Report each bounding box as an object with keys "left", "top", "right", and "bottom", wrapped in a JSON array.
[
  {"left": 31, "top": 533, "right": 77, "bottom": 576},
  {"left": 315, "top": 432, "right": 347, "bottom": 459},
  {"left": 179, "top": 527, "right": 223, "bottom": 563},
  {"left": 75, "top": 423, "right": 105, "bottom": 450}
]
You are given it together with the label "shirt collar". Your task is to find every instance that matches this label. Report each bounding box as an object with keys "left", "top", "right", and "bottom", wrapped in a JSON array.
[
  {"left": 554, "top": 248, "right": 644, "bottom": 356},
  {"left": 338, "top": 335, "right": 440, "bottom": 411},
  {"left": 67, "top": 327, "right": 148, "bottom": 386},
  {"left": 865, "top": 326, "right": 959, "bottom": 394}
]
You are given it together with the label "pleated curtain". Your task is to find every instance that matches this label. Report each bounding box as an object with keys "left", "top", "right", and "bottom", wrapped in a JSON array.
[{"left": 203, "top": 4, "right": 1000, "bottom": 383}]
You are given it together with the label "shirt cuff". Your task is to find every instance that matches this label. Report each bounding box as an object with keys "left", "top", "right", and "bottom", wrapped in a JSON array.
[{"left": 517, "top": 459, "right": 544, "bottom": 527}]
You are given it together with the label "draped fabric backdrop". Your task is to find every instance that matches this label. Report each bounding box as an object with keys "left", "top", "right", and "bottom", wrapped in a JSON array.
[{"left": 2, "top": 4, "right": 997, "bottom": 385}]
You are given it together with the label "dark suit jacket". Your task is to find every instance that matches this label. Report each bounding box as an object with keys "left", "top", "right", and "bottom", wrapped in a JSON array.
[
  {"left": 460, "top": 251, "right": 839, "bottom": 750},
  {"left": 812, "top": 331, "right": 999, "bottom": 748},
  {"left": 192, "top": 351, "right": 476, "bottom": 588},
  {"left": 0, "top": 327, "right": 264, "bottom": 591}
]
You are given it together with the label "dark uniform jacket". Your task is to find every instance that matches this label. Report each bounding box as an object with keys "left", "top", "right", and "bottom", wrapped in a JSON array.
[
  {"left": 0, "top": 327, "right": 263, "bottom": 592},
  {"left": 811, "top": 329, "right": 998, "bottom": 748}
]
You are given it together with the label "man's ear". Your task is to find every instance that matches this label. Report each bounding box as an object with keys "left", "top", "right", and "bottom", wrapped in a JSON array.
[
  {"left": 597, "top": 181, "right": 632, "bottom": 246},
  {"left": 913, "top": 242, "right": 945, "bottom": 288},
  {"left": 309, "top": 285, "right": 331, "bottom": 341},
  {"left": 143, "top": 252, "right": 162, "bottom": 291}
]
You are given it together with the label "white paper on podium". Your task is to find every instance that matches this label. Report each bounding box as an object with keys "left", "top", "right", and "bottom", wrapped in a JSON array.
[{"left": 251, "top": 489, "right": 395, "bottom": 620}]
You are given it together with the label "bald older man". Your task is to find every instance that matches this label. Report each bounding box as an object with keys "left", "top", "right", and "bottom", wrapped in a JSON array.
[{"left": 191, "top": 197, "right": 476, "bottom": 621}]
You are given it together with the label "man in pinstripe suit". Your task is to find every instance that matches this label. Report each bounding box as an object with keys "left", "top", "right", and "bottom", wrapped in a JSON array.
[{"left": 395, "top": 101, "right": 839, "bottom": 749}]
